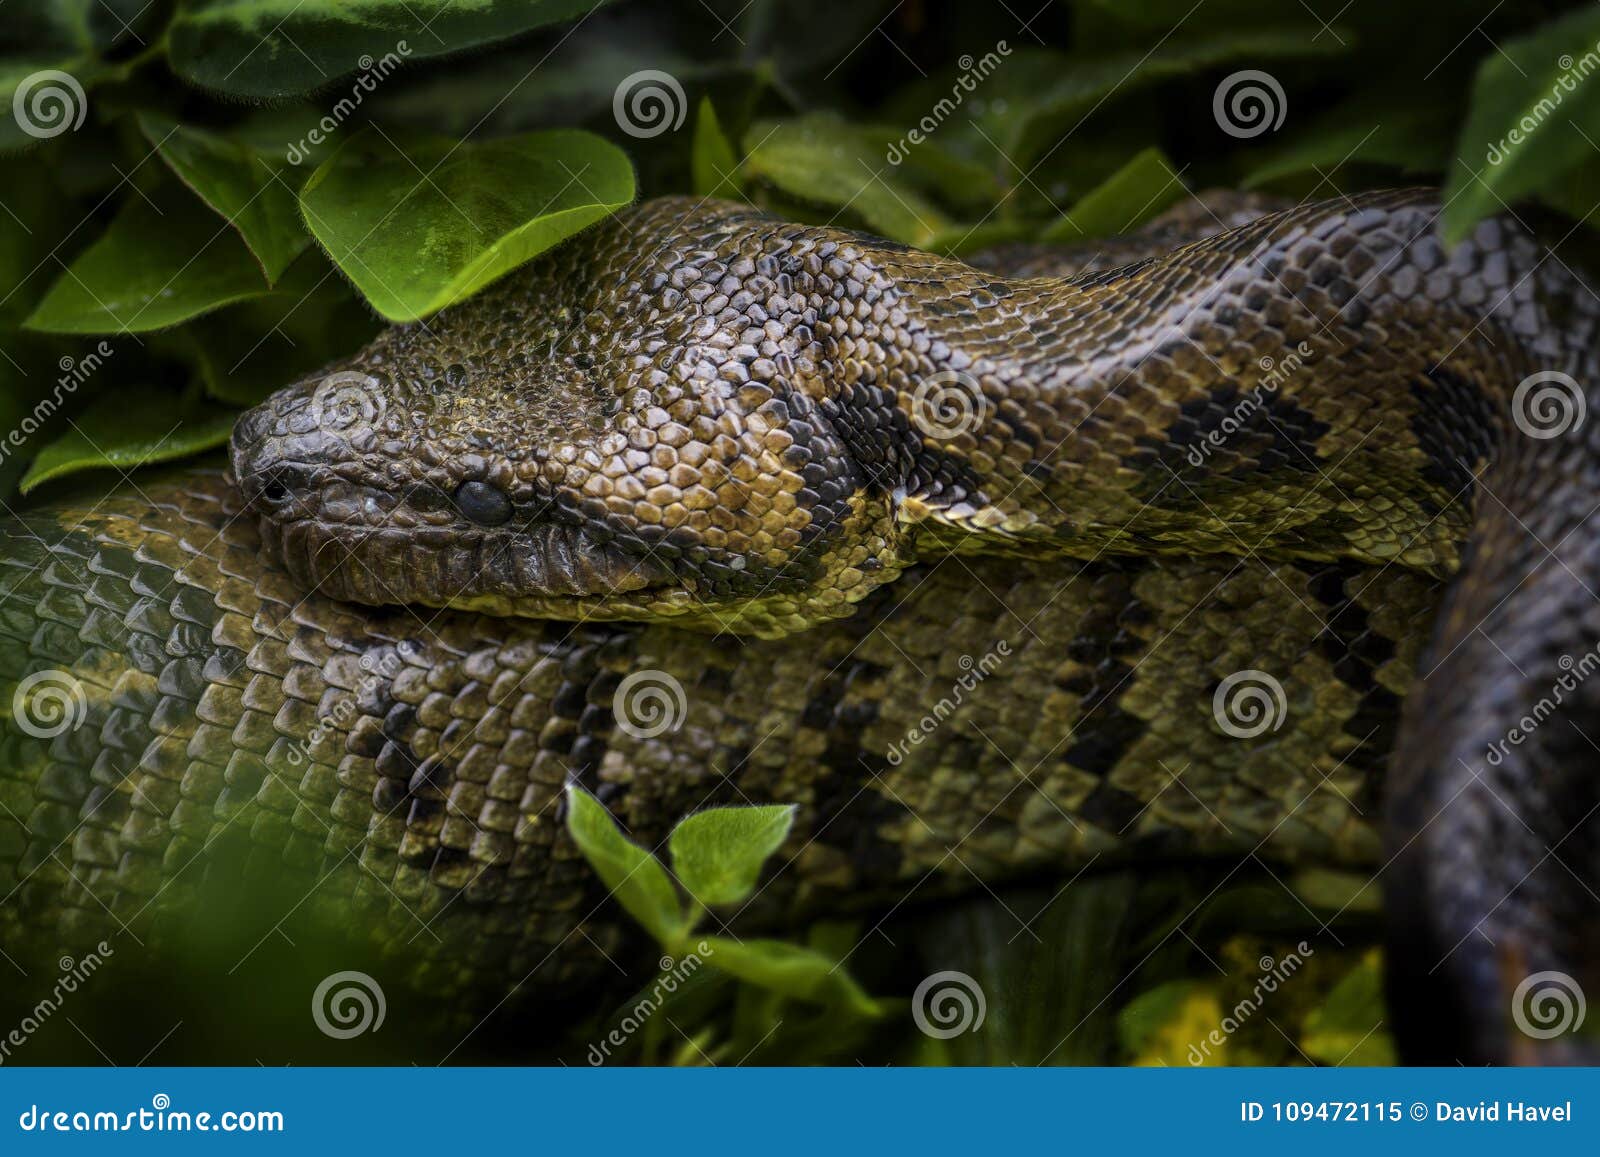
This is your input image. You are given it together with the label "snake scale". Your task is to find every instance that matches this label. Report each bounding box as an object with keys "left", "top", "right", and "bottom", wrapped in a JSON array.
[{"left": 2, "top": 190, "right": 1597, "bottom": 1064}]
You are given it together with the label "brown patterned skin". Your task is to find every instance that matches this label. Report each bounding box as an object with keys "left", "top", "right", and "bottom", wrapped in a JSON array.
[
  {"left": 5, "top": 191, "right": 1599, "bottom": 1063},
  {"left": 0, "top": 470, "right": 1436, "bottom": 1023}
]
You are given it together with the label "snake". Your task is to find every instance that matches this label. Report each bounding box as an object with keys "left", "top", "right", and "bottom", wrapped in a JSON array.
[{"left": 2, "top": 190, "right": 1597, "bottom": 1065}]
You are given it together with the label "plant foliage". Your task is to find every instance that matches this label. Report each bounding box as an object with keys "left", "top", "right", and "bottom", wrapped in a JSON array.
[{"left": 1, "top": 0, "right": 1596, "bottom": 493}]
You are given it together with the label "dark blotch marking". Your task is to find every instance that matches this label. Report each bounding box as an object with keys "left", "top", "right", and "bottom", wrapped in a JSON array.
[
  {"left": 1057, "top": 565, "right": 1151, "bottom": 778},
  {"left": 1410, "top": 367, "right": 1497, "bottom": 504},
  {"left": 1305, "top": 562, "right": 1407, "bottom": 804}
]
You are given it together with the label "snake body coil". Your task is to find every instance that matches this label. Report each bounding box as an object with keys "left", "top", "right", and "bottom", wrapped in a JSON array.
[{"left": 4, "top": 191, "right": 1598, "bottom": 1063}]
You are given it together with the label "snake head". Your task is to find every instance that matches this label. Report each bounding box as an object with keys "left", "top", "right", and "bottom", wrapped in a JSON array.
[{"left": 230, "top": 200, "right": 914, "bottom": 636}]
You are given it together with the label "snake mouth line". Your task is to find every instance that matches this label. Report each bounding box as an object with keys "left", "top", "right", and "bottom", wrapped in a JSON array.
[{"left": 262, "top": 517, "right": 676, "bottom": 608}]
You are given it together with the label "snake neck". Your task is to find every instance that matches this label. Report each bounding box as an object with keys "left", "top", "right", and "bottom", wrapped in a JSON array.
[{"left": 881, "top": 189, "right": 1596, "bottom": 582}]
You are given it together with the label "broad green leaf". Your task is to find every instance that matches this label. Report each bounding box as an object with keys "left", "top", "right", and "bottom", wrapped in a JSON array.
[
  {"left": 368, "top": 17, "right": 723, "bottom": 138},
  {"left": 1015, "top": 30, "right": 1349, "bottom": 165},
  {"left": 24, "top": 183, "right": 271, "bottom": 334},
  {"left": 564, "top": 787, "right": 687, "bottom": 948},
  {"left": 4, "top": 0, "right": 160, "bottom": 52},
  {"left": 1118, "top": 980, "right": 1226, "bottom": 1066},
  {"left": 180, "top": 255, "right": 381, "bottom": 406},
  {"left": 1243, "top": 97, "right": 1454, "bottom": 189},
  {"left": 1288, "top": 868, "right": 1381, "bottom": 913},
  {"left": 19, "top": 388, "right": 237, "bottom": 493},
  {"left": 718, "top": 0, "right": 900, "bottom": 81},
  {"left": 668, "top": 804, "right": 794, "bottom": 907},
  {"left": 0, "top": 161, "right": 73, "bottom": 327},
  {"left": 692, "top": 97, "right": 741, "bottom": 199},
  {"left": 168, "top": 0, "right": 608, "bottom": 98},
  {"left": 0, "top": 0, "right": 163, "bottom": 152},
  {"left": 1043, "top": 147, "right": 1185, "bottom": 242},
  {"left": 1301, "top": 951, "right": 1395, "bottom": 1066},
  {"left": 1444, "top": 5, "right": 1600, "bottom": 242},
  {"left": 139, "top": 114, "right": 312, "bottom": 284},
  {"left": 926, "top": 220, "right": 1035, "bottom": 258},
  {"left": 889, "top": 32, "right": 1348, "bottom": 175},
  {"left": 742, "top": 117, "right": 953, "bottom": 247},
  {"left": 0, "top": 57, "right": 97, "bottom": 153},
  {"left": 699, "top": 935, "right": 880, "bottom": 1016},
  {"left": 299, "top": 128, "right": 634, "bottom": 323}
]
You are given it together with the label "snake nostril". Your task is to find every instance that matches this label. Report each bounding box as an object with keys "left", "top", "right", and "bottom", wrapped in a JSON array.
[{"left": 260, "top": 479, "right": 292, "bottom": 506}]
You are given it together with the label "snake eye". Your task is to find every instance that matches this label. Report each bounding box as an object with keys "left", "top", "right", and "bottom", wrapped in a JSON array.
[{"left": 454, "top": 480, "right": 512, "bottom": 526}]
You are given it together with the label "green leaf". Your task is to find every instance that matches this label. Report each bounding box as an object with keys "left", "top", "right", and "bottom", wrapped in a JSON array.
[
  {"left": 24, "top": 182, "right": 271, "bottom": 334},
  {"left": 1015, "top": 30, "right": 1349, "bottom": 164},
  {"left": 1243, "top": 97, "right": 1455, "bottom": 189},
  {"left": 668, "top": 804, "right": 794, "bottom": 908},
  {"left": 179, "top": 256, "right": 382, "bottom": 406},
  {"left": 5, "top": 0, "right": 160, "bottom": 53},
  {"left": 1043, "top": 147, "right": 1186, "bottom": 242},
  {"left": 564, "top": 787, "right": 687, "bottom": 949},
  {"left": 742, "top": 116, "right": 952, "bottom": 247},
  {"left": 1301, "top": 950, "right": 1395, "bottom": 1066},
  {"left": 366, "top": 18, "right": 724, "bottom": 139},
  {"left": 19, "top": 388, "right": 238, "bottom": 493},
  {"left": 692, "top": 97, "right": 742, "bottom": 199},
  {"left": 168, "top": 0, "right": 609, "bottom": 98},
  {"left": 299, "top": 128, "right": 634, "bottom": 323},
  {"left": 1444, "top": 5, "right": 1600, "bottom": 243},
  {"left": 0, "top": 0, "right": 166, "bottom": 153},
  {"left": 1118, "top": 979, "right": 1225, "bottom": 1066},
  {"left": 699, "top": 935, "right": 880, "bottom": 1016},
  {"left": 0, "top": 56, "right": 98, "bottom": 154},
  {"left": 139, "top": 114, "right": 312, "bottom": 284}
]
